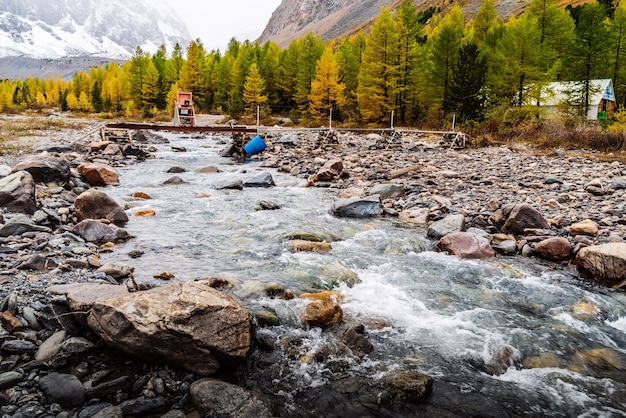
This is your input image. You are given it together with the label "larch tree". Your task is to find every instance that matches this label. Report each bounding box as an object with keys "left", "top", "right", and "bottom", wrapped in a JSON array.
[
  {"left": 496, "top": 13, "right": 544, "bottom": 107},
  {"left": 610, "top": 1, "right": 626, "bottom": 107},
  {"left": 337, "top": 33, "right": 366, "bottom": 119},
  {"left": 357, "top": 8, "right": 399, "bottom": 126},
  {"left": 294, "top": 33, "right": 325, "bottom": 112},
  {"left": 141, "top": 59, "right": 160, "bottom": 112},
  {"left": 128, "top": 46, "right": 151, "bottom": 108},
  {"left": 242, "top": 62, "right": 267, "bottom": 114},
  {"left": 422, "top": 5, "right": 465, "bottom": 115},
  {"left": 308, "top": 43, "right": 346, "bottom": 125},
  {"left": 394, "top": 0, "right": 422, "bottom": 125},
  {"left": 180, "top": 39, "right": 207, "bottom": 106},
  {"left": 564, "top": 2, "right": 611, "bottom": 116},
  {"left": 527, "top": 0, "right": 575, "bottom": 80}
]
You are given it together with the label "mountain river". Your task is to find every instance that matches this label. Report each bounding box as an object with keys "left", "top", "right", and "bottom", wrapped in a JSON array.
[{"left": 100, "top": 132, "right": 626, "bottom": 417}]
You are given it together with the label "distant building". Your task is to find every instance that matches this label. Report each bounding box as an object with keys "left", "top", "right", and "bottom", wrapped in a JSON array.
[{"left": 535, "top": 79, "right": 616, "bottom": 120}]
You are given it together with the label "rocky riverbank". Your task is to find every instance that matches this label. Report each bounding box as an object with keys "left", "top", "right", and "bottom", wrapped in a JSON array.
[{"left": 0, "top": 116, "right": 624, "bottom": 418}]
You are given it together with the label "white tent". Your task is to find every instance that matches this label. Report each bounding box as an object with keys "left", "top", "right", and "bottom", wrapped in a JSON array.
[{"left": 536, "top": 79, "right": 615, "bottom": 120}]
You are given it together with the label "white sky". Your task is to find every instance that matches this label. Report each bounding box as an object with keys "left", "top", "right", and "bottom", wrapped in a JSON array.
[{"left": 162, "top": 0, "right": 282, "bottom": 52}]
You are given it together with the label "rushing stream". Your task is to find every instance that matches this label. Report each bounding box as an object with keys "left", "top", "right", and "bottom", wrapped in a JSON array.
[{"left": 100, "top": 132, "right": 626, "bottom": 417}]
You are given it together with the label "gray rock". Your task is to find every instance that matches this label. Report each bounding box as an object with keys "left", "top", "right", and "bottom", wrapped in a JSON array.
[
  {"left": 190, "top": 378, "right": 273, "bottom": 418},
  {"left": 244, "top": 172, "right": 275, "bottom": 188},
  {"left": 0, "top": 171, "right": 37, "bottom": 214},
  {"left": 0, "top": 213, "right": 51, "bottom": 236},
  {"left": 0, "top": 371, "right": 23, "bottom": 389},
  {"left": 35, "top": 330, "right": 67, "bottom": 362},
  {"left": 39, "top": 373, "right": 85, "bottom": 408},
  {"left": 331, "top": 195, "right": 383, "bottom": 218},
  {"left": 12, "top": 158, "right": 70, "bottom": 184},
  {"left": 427, "top": 214, "right": 465, "bottom": 239},
  {"left": 73, "top": 219, "right": 132, "bottom": 244}
]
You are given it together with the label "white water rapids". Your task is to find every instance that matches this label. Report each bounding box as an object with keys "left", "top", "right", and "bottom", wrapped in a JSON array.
[{"left": 100, "top": 132, "right": 626, "bottom": 417}]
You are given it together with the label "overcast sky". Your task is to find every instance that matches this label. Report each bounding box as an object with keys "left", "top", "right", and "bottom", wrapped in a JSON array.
[{"left": 162, "top": 0, "right": 282, "bottom": 52}]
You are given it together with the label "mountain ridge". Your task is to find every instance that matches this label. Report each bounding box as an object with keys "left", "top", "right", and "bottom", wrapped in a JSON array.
[{"left": 257, "top": 0, "right": 590, "bottom": 48}]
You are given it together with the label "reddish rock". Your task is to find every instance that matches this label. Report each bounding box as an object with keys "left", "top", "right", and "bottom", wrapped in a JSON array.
[
  {"left": 77, "top": 162, "right": 120, "bottom": 186},
  {"left": 436, "top": 232, "right": 495, "bottom": 260},
  {"left": 533, "top": 237, "right": 572, "bottom": 262}
]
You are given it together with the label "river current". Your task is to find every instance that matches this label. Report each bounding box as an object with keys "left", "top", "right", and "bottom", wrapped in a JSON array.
[{"left": 100, "top": 132, "right": 626, "bottom": 417}]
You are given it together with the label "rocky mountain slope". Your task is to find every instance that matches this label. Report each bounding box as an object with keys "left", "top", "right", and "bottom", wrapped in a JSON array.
[
  {"left": 0, "top": 0, "right": 190, "bottom": 59},
  {"left": 258, "top": 0, "right": 585, "bottom": 48}
]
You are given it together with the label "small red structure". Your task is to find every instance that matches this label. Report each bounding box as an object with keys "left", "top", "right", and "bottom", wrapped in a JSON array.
[{"left": 173, "top": 91, "right": 196, "bottom": 127}]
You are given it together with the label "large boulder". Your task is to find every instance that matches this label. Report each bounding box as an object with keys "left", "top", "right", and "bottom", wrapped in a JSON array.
[
  {"left": 575, "top": 243, "right": 626, "bottom": 287},
  {"left": 0, "top": 171, "right": 37, "bottom": 214},
  {"left": 76, "top": 163, "right": 120, "bottom": 186},
  {"left": 12, "top": 158, "right": 70, "bottom": 184},
  {"left": 190, "top": 379, "right": 273, "bottom": 418},
  {"left": 73, "top": 219, "right": 132, "bottom": 244},
  {"left": 497, "top": 204, "right": 550, "bottom": 235},
  {"left": 86, "top": 280, "right": 254, "bottom": 376},
  {"left": 436, "top": 232, "right": 495, "bottom": 260},
  {"left": 331, "top": 195, "right": 382, "bottom": 218},
  {"left": 74, "top": 189, "right": 128, "bottom": 224}
]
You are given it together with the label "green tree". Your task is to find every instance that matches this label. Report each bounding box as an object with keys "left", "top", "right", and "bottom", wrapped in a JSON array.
[
  {"left": 357, "top": 8, "right": 399, "bottom": 125},
  {"left": 128, "top": 46, "right": 151, "bottom": 109},
  {"left": 141, "top": 60, "right": 160, "bottom": 111},
  {"left": 527, "top": 0, "right": 575, "bottom": 79},
  {"left": 421, "top": 6, "right": 465, "bottom": 114},
  {"left": 446, "top": 42, "right": 487, "bottom": 122},
  {"left": 394, "top": 0, "right": 422, "bottom": 125},
  {"left": 180, "top": 39, "right": 207, "bottom": 107},
  {"left": 496, "top": 13, "right": 544, "bottom": 106},
  {"left": 294, "top": 33, "right": 325, "bottom": 112},
  {"left": 91, "top": 80, "right": 103, "bottom": 112},
  {"left": 564, "top": 2, "right": 612, "bottom": 116},
  {"left": 337, "top": 33, "right": 366, "bottom": 119},
  {"left": 611, "top": 1, "right": 626, "bottom": 107}
]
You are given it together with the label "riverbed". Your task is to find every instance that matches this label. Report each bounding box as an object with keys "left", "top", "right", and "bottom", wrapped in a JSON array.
[{"left": 100, "top": 131, "right": 626, "bottom": 417}]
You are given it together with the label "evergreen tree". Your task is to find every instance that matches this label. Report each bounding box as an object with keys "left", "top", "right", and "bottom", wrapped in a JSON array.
[
  {"left": 357, "top": 8, "right": 399, "bottom": 125},
  {"left": 152, "top": 44, "right": 169, "bottom": 109},
  {"left": 496, "top": 13, "right": 544, "bottom": 106},
  {"left": 91, "top": 81, "right": 103, "bottom": 112},
  {"left": 308, "top": 43, "right": 346, "bottom": 124},
  {"left": 242, "top": 63, "right": 267, "bottom": 113},
  {"left": 294, "top": 33, "right": 325, "bottom": 112},
  {"left": 421, "top": 6, "right": 465, "bottom": 114},
  {"left": 611, "top": 1, "right": 626, "bottom": 107},
  {"left": 446, "top": 42, "right": 487, "bottom": 122},
  {"left": 337, "top": 33, "right": 366, "bottom": 119},
  {"left": 564, "top": 2, "right": 611, "bottom": 116},
  {"left": 394, "top": 1, "right": 422, "bottom": 125},
  {"left": 180, "top": 39, "right": 207, "bottom": 107},
  {"left": 527, "top": 0, "right": 575, "bottom": 79},
  {"left": 128, "top": 46, "right": 151, "bottom": 108},
  {"left": 141, "top": 60, "right": 160, "bottom": 111},
  {"left": 170, "top": 43, "right": 184, "bottom": 82}
]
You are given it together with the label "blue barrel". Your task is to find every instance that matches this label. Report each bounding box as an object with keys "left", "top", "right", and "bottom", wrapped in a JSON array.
[{"left": 243, "top": 135, "right": 266, "bottom": 155}]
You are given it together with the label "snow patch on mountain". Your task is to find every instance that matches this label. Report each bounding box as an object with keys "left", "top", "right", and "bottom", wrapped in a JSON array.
[{"left": 0, "top": 0, "right": 191, "bottom": 59}]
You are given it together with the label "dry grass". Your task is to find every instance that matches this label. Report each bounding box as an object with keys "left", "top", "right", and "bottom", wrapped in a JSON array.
[{"left": 0, "top": 116, "right": 87, "bottom": 156}]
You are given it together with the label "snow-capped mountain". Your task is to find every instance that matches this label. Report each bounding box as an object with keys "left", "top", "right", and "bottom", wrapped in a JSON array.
[{"left": 0, "top": 0, "right": 191, "bottom": 59}]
